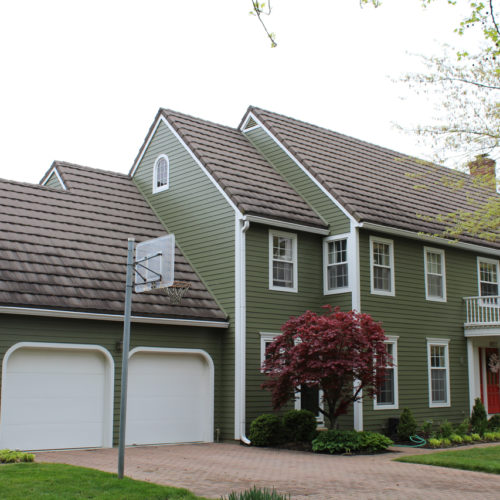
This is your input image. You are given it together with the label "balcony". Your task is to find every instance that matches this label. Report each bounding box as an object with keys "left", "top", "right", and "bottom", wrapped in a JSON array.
[{"left": 464, "top": 296, "right": 500, "bottom": 335}]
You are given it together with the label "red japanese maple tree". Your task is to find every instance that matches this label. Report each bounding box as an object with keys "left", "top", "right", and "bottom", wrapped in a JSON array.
[{"left": 262, "top": 306, "right": 392, "bottom": 429}]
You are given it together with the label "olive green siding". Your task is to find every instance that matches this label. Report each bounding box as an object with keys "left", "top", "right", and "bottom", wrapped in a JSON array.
[
  {"left": 0, "top": 315, "right": 222, "bottom": 445},
  {"left": 245, "top": 224, "right": 351, "bottom": 428},
  {"left": 132, "top": 120, "right": 236, "bottom": 438},
  {"left": 44, "top": 172, "right": 64, "bottom": 190},
  {"left": 244, "top": 127, "right": 350, "bottom": 235},
  {"left": 359, "top": 230, "right": 480, "bottom": 432}
]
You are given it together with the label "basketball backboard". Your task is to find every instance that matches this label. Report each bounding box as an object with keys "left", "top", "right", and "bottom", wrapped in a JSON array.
[{"left": 134, "top": 234, "right": 175, "bottom": 293}]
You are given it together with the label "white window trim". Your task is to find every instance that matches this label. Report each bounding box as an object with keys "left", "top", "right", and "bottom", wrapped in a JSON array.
[
  {"left": 152, "top": 154, "right": 170, "bottom": 194},
  {"left": 323, "top": 233, "right": 352, "bottom": 295},
  {"left": 269, "top": 229, "right": 298, "bottom": 293},
  {"left": 427, "top": 338, "right": 451, "bottom": 408},
  {"left": 424, "top": 247, "right": 447, "bottom": 302},
  {"left": 374, "top": 336, "right": 399, "bottom": 410},
  {"left": 370, "top": 236, "right": 395, "bottom": 296},
  {"left": 259, "top": 332, "right": 279, "bottom": 372},
  {"left": 477, "top": 256, "right": 499, "bottom": 296}
]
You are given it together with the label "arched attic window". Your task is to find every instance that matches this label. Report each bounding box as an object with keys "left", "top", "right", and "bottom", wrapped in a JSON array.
[{"left": 152, "top": 154, "right": 169, "bottom": 193}]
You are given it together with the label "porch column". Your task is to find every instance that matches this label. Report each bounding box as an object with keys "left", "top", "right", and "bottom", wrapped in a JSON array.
[{"left": 467, "top": 338, "right": 475, "bottom": 415}]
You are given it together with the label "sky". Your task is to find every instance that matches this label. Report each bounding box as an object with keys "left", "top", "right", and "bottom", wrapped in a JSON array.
[{"left": 0, "top": 0, "right": 475, "bottom": 184}]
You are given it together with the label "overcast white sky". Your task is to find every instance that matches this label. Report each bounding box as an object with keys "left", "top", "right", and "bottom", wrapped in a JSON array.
[{"left": 0, "top": 0, "right": 474, "bottom": 184}]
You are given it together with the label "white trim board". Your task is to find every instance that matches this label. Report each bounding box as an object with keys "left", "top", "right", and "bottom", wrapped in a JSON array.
[
  {"left": 0, "top": 306, "right": 229, "bottom": 328},
  {"left": 40, "top": 166, "right": 67, "bottom": 190},
  {"left": 360, "top": 222, "right": 500, "bottom": 258},
  {"left": 130, "top": 113, "right": 242, "bottom": 218},
  {"left": 240, "top": 111, "right": 358, "bottom": 226},
  {"left": 245, "top": 215, "right": 328, "bottom": 235}
]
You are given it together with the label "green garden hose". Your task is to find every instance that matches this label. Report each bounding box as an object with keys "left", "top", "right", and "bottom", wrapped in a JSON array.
[{"left": 393, "top": 435, "right": 427, "bottom": 447}]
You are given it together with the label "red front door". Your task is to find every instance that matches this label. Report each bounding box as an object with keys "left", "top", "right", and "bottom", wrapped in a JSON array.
[{"left": 480, "top": 348, "right": 500, "bottom": 414}]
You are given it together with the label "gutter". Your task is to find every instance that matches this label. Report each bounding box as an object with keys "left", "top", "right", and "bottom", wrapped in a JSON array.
[
  {"left": 235, "top": 216, "right": 251, "bottom": 445},
  {"left": 359, "top": 222, "right": 500, "bottom": 257},
  {"left": 0, "top": 306, "right": 229, "bottom": 328}
]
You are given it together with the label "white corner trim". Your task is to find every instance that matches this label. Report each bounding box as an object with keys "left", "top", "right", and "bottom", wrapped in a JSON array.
[
  {"left": 353, "top": 381, "right": 363, "bottom": 431},
  {"left": 0, "top": 306, "right": 229, "bottom": 328},
  {"left": 1, "top": 342, "right": 115, "bottom": 448},
  {"left": 40, "top": 166, "right": 67, "bottom": 190},
  {"left": 242, "top": 111, "right": 357, "bottom": 226},
  {"left": 360, "top": 222, "right": 500, "bottom": 258},
  {"left": 352, "top": 225, "right": 361, "bottom": 312},
  {"left": 245, "top": 215, "right": 329, "bottom": 235}
]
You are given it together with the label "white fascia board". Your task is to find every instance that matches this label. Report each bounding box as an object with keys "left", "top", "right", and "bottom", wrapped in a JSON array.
[
  {"left": 245, "top": 215, "right": 328, "bottom": 235},
  {"left": 242, "top": 111, "right": 358, "bottom": 227},
  {"left": 40, "top": 166, "right": 67, "bottom": 190},
  {"left": 0, "top": 306, "right": 229, "bottom": 328},
  {"left": 464, "top": 327, "right": 500, "bottom": 337},
  {"left": 360, "top": 222, "right": 500, "bottom": 258},
  {"left": 130, "top": 114, "right": 242, "bottom": 218}
]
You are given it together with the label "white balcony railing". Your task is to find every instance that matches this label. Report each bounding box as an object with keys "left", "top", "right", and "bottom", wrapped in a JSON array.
[{"left": 464, "top": 296, "right": 500, "bottom": 326}]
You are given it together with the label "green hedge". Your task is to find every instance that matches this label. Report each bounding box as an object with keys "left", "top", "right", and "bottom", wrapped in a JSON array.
[{"left": 312, "top": 430, "right": 393, "bottom": 454}]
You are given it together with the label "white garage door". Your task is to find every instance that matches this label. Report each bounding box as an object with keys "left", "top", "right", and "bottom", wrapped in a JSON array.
[
  {"left": 126, "top": 349, "right": 213, "bottom": 445},
  {"left": 0, "top": 345, "right": 113, "bottom": 450}
]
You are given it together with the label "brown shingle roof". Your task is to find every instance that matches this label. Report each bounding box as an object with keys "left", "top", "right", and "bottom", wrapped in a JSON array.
[
  {"left": 159, "top": 109, "right": 327, "bottom": 228},
  {"left": 249, "top": 107, "right": 499, "bottom": 249},
  {"left": 0, "top": 162, "right": 226, "bottom": 322}
]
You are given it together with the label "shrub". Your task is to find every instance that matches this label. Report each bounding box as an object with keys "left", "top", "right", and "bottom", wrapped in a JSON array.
[
  {"left": 450, "top": 434, "right": 463, "bottom": 444},
  {"left": 462, "top": 435, "right": 473, "bottom": 444},
  {"left": 471, "top": 433, "right": 482, "bottom": 441},
  {"left": 397, "top": 408, "right": 417, "bottom": 441},
  {"left": 421, "top": 420, "right": 433, "bottom": 439},
  {"left": 438, "top": 420, "right": 453, "bottom": 439},
  {"left": 282, "top": 409, "right": 317, "bottom": 443},
  {"left": 428, "top": 438, "right": 442, "bottom": 448},
  {"left": 483, "top": 432, "right": 497, "bottom": 442},
  {"left": 249, "top": 414, "right": 284, "bottom": 447},
  {"left": 454, "top": 418, "right": 470, "bottom": 436},
  {"left": 312, "top": 429, "right": 392, "bottom": 454},
  {"left": 470, "top": 398, "right": 488, "bottom": 435},
  {"left": 0, "top": 449, "right": 35, "bottom": 463},
  {"left": 223, "top": 486, "right": 290, "bottom": 500},
  {"left": 441, "top": 438, "right": 451, "bottom": 447},
  {"left": 487, "top": 414, "right": 500, "bottom": 431}
]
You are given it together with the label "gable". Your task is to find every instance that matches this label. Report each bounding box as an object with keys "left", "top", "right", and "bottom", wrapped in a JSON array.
[{"left": 40, "top": 166, "right": 66, "bottom": 190}]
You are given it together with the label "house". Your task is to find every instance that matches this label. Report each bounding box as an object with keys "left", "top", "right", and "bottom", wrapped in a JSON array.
[
  {"left": 0, "top": 163, "right": 228, "bottom": 450},
  {"left": 0, "top": 107, "right": 498, "bottom": 450}
]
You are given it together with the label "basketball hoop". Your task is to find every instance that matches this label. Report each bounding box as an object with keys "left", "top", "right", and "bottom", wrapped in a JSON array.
[{"left": 162, "top": 280, "right": 191, "bottom": 305}]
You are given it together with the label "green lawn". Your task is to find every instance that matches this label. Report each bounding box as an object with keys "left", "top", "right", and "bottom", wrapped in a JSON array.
[
  {"left": 395, "top": 445, "right": 500, "bottom": 475},
  {"left": 0, "top": 462, "right": 209, "bottom": 500}
]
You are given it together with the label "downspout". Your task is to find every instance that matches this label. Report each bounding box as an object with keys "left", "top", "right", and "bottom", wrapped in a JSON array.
[
  {"left": 352, "top": 224, "right": 363, "bottom": 431},
  {"left": 235, "top": 216, "right": 251, "bottom": 444}
]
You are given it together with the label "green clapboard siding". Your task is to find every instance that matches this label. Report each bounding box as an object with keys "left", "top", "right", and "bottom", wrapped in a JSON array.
[
  {"left": 44, "top": 172, "right": 64, "bottom": 190},
  {"left": 244, "top": 127, "right": 350, "bottom": 235},
  {"left": 359, "top": 229, "right": 480, "bottom": 432},
  {"left": 132, "top": 120, "right": 236, "bottom": 439},
  {"left": 0, "top": 315, "right": 223, "bottom": 444},
  {"left": 245, "top": 224, "right": 352, "bottom": 428}
]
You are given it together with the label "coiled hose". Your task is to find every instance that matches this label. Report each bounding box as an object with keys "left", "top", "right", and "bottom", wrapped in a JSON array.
[{"left": 393, "top": 435, "right": 427, "bottom": 447}]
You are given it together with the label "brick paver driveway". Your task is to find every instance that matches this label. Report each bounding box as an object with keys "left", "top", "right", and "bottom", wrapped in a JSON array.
[{"left": 36, "top": 442, "right": 500, "bottom": 499}]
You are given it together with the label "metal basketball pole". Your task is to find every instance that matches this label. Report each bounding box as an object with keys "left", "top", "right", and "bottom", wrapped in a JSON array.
[{"left": 118, "top": 237, "right": 134, "bottom": 479}]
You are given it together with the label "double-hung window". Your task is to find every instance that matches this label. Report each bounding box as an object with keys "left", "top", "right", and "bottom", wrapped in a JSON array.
[
  {"left": 152, "top": 154, "right": 170, "bottom": 193},
  {"left": 374, "top": 337, "right": 398, "bottom": 410},
  {"left": 478, "top": 258, "right": 499, "bottom": 297},
  {"left": 427, "top": 338, "right": 451, "bottom": 407},
  {"left": 370, "top": 236, "right": 395, "bottom": 296},
  {"left": 259, "top": 332, "right": 278, "bottom": 372},
  {"left": 323, "top": 235, "right": 349, "bottom": 294},
  {"left": 269, "top": 230, "right": 297, "bottom": 292},
  {"left": 424, "top": 247, "right": 446, "bottom": 301}
]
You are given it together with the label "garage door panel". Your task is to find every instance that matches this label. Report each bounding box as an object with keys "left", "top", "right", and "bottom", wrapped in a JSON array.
[
  {"left": 126, "top": 351, "right": 212, "bottom": 445},
  {"left": 0, "top": 346, "right": 111, "bottom": 450}
]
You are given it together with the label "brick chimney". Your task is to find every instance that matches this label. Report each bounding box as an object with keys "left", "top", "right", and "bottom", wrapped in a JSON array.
[{"left": 468, "top": 154, "right": 497, "bottom": 190}]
